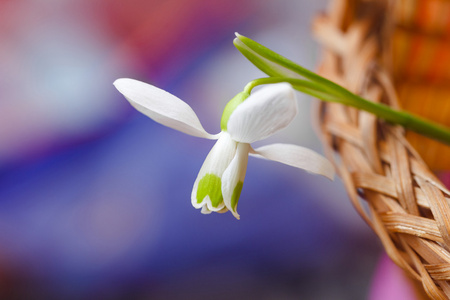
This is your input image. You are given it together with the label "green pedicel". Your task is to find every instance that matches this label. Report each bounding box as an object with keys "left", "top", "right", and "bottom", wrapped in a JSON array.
[
  {"left": 196, "top": 173, "right": 223, "bottom": 208},
  {"left": 220, "top": 91, "right": 250, "bottom": 131}
]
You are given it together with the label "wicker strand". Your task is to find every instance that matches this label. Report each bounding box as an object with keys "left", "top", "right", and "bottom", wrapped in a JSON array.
[{"left": 314, "top": 0, "right": 450, "bottom": 298}]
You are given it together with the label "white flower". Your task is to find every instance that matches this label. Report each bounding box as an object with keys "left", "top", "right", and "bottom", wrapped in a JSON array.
[{"left": 114, "top": 78, "right": 334, "bottom": 219}]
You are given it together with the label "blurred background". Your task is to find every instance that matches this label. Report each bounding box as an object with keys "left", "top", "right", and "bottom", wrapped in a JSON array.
[{"left": 0, "top": 0, "right": 384, "bottom": 299}]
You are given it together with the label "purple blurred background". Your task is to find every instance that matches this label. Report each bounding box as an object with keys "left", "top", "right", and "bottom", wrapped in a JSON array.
[{"left": 0, "top": 0, "right": 384, "bottom": 299}]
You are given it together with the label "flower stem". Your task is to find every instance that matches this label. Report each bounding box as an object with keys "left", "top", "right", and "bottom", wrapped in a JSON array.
[
  {"left": 245, "top": 77, "right": 450, "bottom": 146},
  {"left": 236, "top": 34, "right": 450, "bottom": 146}
]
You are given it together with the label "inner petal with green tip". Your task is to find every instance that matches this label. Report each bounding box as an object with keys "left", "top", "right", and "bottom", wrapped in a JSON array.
[
  {"left": 230, "top": 181, "right": 244, "bottom": 211},
  {"left": 196, "top": 173, "right": 223, "bottom": 208}
]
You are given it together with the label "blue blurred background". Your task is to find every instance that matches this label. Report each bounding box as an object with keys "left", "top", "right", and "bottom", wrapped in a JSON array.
[{"left": 0, "top": 0, "right": 382, "bottom": 299}]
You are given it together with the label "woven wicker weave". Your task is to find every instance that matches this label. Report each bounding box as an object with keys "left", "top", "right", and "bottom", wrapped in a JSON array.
[{"left": 314, "top": 0, "right": 450, "bottom": 299}]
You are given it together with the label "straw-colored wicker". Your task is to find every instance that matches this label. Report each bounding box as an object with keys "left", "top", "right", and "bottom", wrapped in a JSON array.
[{"left": 313, "top": 0, "right": 450, "bottom": 299}]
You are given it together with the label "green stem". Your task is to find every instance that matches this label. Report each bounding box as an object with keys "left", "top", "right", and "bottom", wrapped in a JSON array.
[
  {"left": 235, "top": 34, "right": 347, "bottom": 96},
  {"left": 246, "top": 77, "right": 450, "bottom": 145}
]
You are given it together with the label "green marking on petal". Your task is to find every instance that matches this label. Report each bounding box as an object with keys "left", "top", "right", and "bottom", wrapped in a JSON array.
[
  {"left": 196, "top": 173, "right": 223, "bottom": 208},
  {"left": 220, "top": 91, "right": 250, "bottom": 131},
  {"left": 230, "top": 181, "right": 244, "bottom": 211}
]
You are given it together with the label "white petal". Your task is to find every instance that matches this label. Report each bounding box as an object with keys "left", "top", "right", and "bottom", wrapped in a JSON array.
[
  {"left": 191, "top": 133, "right": 237, "bottom": 212},
  {"left": 200, "top": 205, "right": 229, "bottom": 214},
  {"left": 201, "top": 206, "right": 212, "bottom": 214},
  {"left": 114, "top": 78, "right": 218, "bottom": 139},
  {"left": 227, "top": 83, "right": 298, "bottom": 143},
  {"left": 221, "top": 143, "right": 250, "bottom": 220},
  {"left": 251, "top": 144, "right": 335, "bottom": 180}
]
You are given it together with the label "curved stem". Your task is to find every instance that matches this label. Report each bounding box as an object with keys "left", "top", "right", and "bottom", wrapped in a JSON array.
[{"left": 245, "top": 77, "right": 450, "bottom": 146}]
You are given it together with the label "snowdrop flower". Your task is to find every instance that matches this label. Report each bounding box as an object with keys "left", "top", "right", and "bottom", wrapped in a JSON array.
[{"left": 114, "top": 78, "right": 334, "bottom": 219}]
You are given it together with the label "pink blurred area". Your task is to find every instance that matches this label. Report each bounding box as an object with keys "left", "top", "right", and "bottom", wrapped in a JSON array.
[
  {"left": 0, "top": 0, "right": 254, "bottom": 166},
  {"left": 369, "top": 254, "right": 418, "bottom": 300}
]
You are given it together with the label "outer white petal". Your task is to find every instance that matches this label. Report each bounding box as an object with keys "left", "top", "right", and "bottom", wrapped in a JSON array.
[
  {"left": 251, "top": 143, "right": 335, "bottom": 180},
  {"left": 114, "top": 78, "right": 218, "bottom": 139},
  {"left": 221, "top": 143, "right": 250, "bottom": 220},
  {"left": 191, "top": 132, "right": 237, "bottom": 212},
  {"left": 227, "top": 83, "right": 298, "bottom": 143}
]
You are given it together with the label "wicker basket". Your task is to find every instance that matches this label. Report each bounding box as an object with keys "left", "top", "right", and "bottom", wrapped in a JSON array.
[{"left": 313, "top": 0, "right": 450, "bottom": 299}]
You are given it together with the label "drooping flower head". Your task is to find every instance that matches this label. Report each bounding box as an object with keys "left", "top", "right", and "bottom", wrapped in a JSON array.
[{"left": 114, "top": 78, "right": 334, "bottom": 219}]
